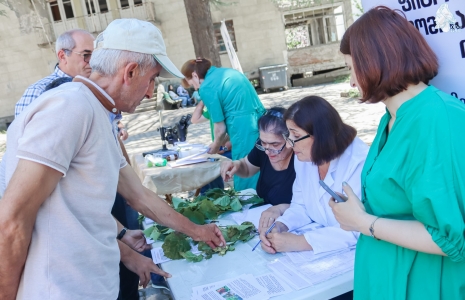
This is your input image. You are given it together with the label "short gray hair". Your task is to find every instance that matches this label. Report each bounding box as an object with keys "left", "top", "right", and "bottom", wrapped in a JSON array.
[
  {"left": 90, "top": 34, "right": 157, "bottom": 76},
  {"left": 55, "top": 29, "right": 93, "bottom": 55}
]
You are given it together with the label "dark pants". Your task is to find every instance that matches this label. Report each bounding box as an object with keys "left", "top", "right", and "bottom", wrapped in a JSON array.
[{"left": 112, "top": 193, "right": 140, "bottom": 300}]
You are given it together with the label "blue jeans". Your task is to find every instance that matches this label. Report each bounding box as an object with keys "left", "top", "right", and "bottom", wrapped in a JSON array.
[{"left": 178, "top": 96, "right": 190, "bottom": 107}]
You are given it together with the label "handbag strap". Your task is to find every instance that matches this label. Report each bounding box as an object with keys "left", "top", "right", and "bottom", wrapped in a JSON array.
[{"left": 73, "top": 77, "right": 120, "bottom": 114}]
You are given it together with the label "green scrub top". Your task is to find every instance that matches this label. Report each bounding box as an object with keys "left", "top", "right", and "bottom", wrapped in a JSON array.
[
  {"left": 355, "top": 86, "right": 465, "bottom": 299},
  {"left": 199, "top": 66, "right": 265, "bottom": 191}
]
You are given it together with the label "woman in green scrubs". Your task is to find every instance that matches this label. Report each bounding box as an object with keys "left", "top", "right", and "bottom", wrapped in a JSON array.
[
  {"left": 181, "top": 58, "right": 265, "bottom": 191},
  {"left": 329, "top": 7, "right": 465, "bottom": 300}
]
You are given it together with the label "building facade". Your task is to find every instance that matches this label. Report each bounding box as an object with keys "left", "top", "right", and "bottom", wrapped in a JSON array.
[{"left": 0, "top": 0, "right": 355, "bottom": 128}]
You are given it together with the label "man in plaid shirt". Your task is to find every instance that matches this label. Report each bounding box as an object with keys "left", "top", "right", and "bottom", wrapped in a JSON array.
[{"left": 14, "top": 29, "right": 94, "bottom": 117}]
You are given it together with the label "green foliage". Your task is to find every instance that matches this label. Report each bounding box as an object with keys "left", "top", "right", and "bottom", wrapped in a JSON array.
[
  {"left": 162, "top": 222, "right": 257, "bottom": 262},
  {"left": 333, "top": 75, "right": 350, "bottom": 84},
  {"left": 142, "top": 188, "right": 264, "bottom": 242},
  {"left": 181, "top": 251, "right": 204, "bottom": 262},
  {"left": 162, "top": 232, "right": 191, "bottom": 260}
]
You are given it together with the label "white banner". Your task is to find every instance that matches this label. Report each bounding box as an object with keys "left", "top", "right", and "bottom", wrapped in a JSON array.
[{"left": 361, "top": 0, "right": 465, "bottom": 103}]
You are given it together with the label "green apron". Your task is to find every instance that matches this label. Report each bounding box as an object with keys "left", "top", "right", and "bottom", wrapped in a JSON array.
[{"left": 224, "top": 108, "right": 264, "bottom": 191}]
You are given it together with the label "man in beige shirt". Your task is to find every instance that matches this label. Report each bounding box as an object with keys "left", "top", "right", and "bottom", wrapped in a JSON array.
[{"left": 0, "top": 19, "right": 225, "bottom": 300}]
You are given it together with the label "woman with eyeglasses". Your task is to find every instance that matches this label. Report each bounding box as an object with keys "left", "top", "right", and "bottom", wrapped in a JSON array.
[
  {"left": 181, "top": 58, "right": 265, "bottom": 191},
  {"left": 259, "top": 96, "right": 368, "bottom": 255},
  {"left": 220, "top": 107, "right": 296, "bottom": 232}
]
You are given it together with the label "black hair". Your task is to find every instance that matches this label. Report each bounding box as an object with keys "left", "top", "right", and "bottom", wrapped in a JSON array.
[
  {"left": 258, "top": 106, "right": 287, "bottom": 136},
  {"left": 284, "top": 96, "right": 356, "bottom": 166}
]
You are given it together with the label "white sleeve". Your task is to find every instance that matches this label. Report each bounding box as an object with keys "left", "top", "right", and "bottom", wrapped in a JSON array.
[
  {"left": 302, "top": 159, "right": 364, "bottom": 254},
  {"left": 277, "top": 176, "right": 312, "bottom": 231}
]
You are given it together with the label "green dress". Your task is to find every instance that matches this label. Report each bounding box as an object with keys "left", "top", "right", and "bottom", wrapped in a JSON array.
[
  {"left": 355, "top": 86, "right": 465, "bottom": 299},
  {"left": 200, "top": 66, "right": 265, "bottom": 191}
]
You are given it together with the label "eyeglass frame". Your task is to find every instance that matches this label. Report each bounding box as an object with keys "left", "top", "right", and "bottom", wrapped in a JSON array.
[
  {"left": 255, "top": 138, "right": 286, "bottom": 155},
  {"left": 63, "top": 49, "right": 92, "bottom": 63},
  {"left": 282, "top": 133, "right": 311, "bottom": 147}
]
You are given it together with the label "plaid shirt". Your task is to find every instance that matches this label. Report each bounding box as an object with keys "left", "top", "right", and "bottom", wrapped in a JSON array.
[{"left": 15, "top": 65, "right": 71, "bottom": 117}]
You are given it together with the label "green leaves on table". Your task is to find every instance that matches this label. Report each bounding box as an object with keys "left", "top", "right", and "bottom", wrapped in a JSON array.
[
  {"left": 162, "top": 232, "right": 191, "bottom": 260},
  {"left": 160, "top": 222, "right": 258, "bottom": 262},
  {"left": 143, "top": 188, "right": 264, "bottom": 241}
]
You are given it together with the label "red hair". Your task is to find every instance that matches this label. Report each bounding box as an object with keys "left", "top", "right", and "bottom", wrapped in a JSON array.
[{"left": 340, "top": 6, "right": 438, "bottom": 103}]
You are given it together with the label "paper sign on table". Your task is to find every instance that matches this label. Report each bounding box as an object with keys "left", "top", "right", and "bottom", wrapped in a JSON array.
[{"left": 191, "top": 274, "right": 269, "bottom": 300}]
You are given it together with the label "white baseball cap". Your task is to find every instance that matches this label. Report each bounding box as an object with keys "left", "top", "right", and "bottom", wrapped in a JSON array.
[{"left": 95, "top": 19, "right": 184, "bottom": 78}]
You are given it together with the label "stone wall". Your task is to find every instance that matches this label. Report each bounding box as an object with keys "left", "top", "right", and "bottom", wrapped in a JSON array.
[{"left": 0, "top": 0, "right": 57, "bottom": 120}]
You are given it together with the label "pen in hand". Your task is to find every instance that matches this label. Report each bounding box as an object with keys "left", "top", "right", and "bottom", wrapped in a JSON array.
[{"left": 252, "top": 222, "right": 276, "bottom": 252}]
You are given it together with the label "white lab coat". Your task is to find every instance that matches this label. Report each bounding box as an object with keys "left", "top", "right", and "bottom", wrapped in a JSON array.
[{"left": 277, "top": 137, "right": 368, "bottom": 254}]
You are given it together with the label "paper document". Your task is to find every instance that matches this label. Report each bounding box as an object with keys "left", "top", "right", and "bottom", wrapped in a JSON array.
[
  {"left": 191, "top": 274, "right": 269, "bottom": 300},
  {"left": 254, "top": 273, "right": 293, "bottom": 297},
  {"left": 230, "top": 204, "right": 272, "bottom": 228},
  {"left": 267, "top": 248, "right": 356, "bottom": 290},
  {"left": 151, "top": 247, "right": 171, "bottom": 264},
  {"left": 285, "top": 247, "right": 352, "bottom": 264}
]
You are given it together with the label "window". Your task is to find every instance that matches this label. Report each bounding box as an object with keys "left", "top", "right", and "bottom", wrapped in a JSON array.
[
  {"left": 62, "top": 0, "right": 74, "bottom": 19},
  {"left": 120, "top": 0, "right": 129, "bottom": 8},
  {"left": 49, "top": 0, "right": 74, "bottom": 21},
  {"left": 213, "top": 20, "right": 237, "bottom": 53},
  {"left": 284, "top": 4, "right": 345, "bottom": 49},
  {"left": 49, "top": 0, "right": 62, "bottom": 21}
]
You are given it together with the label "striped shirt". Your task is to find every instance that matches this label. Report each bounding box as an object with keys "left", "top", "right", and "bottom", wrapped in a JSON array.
[{"left": 15, "top": 65, "right": 71, "bottom": 117}]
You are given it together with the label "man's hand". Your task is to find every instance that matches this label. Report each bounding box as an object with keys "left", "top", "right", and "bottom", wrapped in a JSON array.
[
  {"left": 121, "top": 229, "right": 151, "bottom": 252},
  {"left": 119, "top": 241, "right": 171, "bottom": 288},
  {"left": 192, "top": 224, "right": 226, "bottom": 248}
]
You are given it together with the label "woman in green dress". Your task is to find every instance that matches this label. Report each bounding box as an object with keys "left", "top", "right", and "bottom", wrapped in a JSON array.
[
  {"left": 181, "top": 58, "right": 265, "bottom": 191},
  {"left": 329, "top": 6, "right": 465, "bottom": 299}
]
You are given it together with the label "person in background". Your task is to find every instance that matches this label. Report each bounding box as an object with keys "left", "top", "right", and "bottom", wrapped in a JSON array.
[
  {"left": 15, "top": 29, "right": 94, "bottom": 117},
  {"left": 168, "top": 84, "right": 189, "bottom": 108},
  {"left": 177, "top": 85, "right": 193, "bottom": 105},
  {"left": 191, "top": 93, "right": 232, "bottom": 193},
  {"left": 182, "top": 58, "right": 266, "bottom": 191},
  {"left": 331, "top": 6, "right": 465, "bottom": 299},
  {"left": 220, "top": 107, "right": 295, "bottom": 233},
  {"left": 260, "top": 96, "right": 368, "bottom": 256}
]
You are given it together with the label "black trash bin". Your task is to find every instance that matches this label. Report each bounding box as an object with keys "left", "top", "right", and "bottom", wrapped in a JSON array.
[{"left": 258, "top": 64, "right": 288, "bottom": 93}]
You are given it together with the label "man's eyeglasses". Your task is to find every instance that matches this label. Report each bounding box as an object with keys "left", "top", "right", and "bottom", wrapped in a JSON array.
[
  {"left": 64, "top": 49, "right": 92, "bottom": 63},
  {"left": 255, "top": 139, "right": 286, "bottom": 155},
  {"left": 282, "top": 133, "right": 311, "bottom": 147}
]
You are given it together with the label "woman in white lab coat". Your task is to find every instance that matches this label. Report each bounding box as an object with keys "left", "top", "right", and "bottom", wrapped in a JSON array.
[{"left": 260, "top": 96, "right": 368, "bottom": 254}]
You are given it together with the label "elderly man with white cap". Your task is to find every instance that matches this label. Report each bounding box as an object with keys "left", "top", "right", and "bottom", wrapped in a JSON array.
[{"left": 0, "top": 19, "right": 225, "bottom": 300}]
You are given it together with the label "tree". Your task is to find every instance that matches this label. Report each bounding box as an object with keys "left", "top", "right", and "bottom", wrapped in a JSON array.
[{"left": 183, "top": 0, "right": 222, "bottom": 67}]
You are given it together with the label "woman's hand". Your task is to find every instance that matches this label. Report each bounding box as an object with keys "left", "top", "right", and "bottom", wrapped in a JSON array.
[
  {"left": 258, "top": 206, "right": 284, "bottom": 234},
  {"left": 266, "top": 232, "right": 311, "bottom": 253},
  {"left": 259, "top": 221, "right": 288, "bottom": 254},
  {"left": 329, "top": 182, "right": 371, "bottom": 232},
  {"left": 220, "top": 161, "right": 238, "bottom": 182}
]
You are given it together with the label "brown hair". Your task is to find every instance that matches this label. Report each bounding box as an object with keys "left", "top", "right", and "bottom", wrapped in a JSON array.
[
  {"left": 340, "top": 6, "right": 438, "bottom": 103},
  {"left": 181, "top": 58, "right": 212, "bottom": 80},
  {"left": 284, "top": 96, "right": 357, "bottom": 166}
]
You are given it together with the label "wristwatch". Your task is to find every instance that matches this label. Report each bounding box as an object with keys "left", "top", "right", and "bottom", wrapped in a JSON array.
[{"left": 117, "top": 227, "right": 128, "bottom": 240}]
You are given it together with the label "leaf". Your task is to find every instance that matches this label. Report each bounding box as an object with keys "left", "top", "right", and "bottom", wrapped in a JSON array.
[
  {"left": 213, "top": 195, "right": 231, "bottom": 207},
  {"left": 181, "top": 251, "right": 204, "bottom": 262},
  {"left": 198, "top": 199, "right": 220, "bottom": 220},
  {"left": 239, "top": 194, "right": 264, "bottom": 206},
  {"left": 149, "top": 227, "right": 161, "bottom": 241},
  {"left": 143, "top": 225, "right": 155, "bottom": 237},
  {"left": 229, "top": 197, "right": 242, "bottom": 212},
  {"left": 172, "top": 197, "right": 187, "bottom": 209},
  {"left": 180, "top": 207, "right": 206, "bottom": 225},
  {"left": 205, "top": 188, "right": 225, "bottom": 198},
  {"left": 162, "top": 232, "right": 190, "bottom": 260}
]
